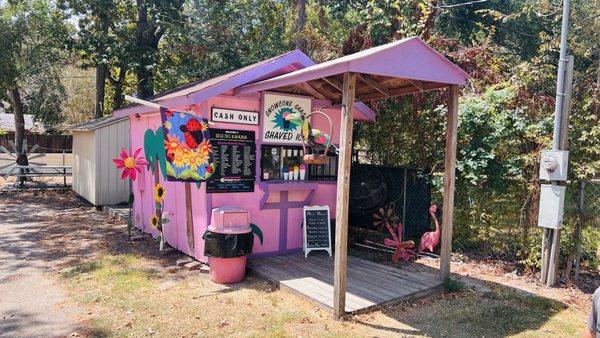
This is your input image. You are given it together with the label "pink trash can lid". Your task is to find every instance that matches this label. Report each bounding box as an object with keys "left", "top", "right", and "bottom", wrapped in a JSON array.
[{"left": 209, "top": 206, "right": 251, "bottom": 234}]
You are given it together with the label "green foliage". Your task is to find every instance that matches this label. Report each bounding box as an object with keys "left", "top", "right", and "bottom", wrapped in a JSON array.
[
  {"left": 0, "top": 0, "right": 71, "bottom": 130},
  {"left": 443, "top": 277, "right": 465, "bottom": 292}
]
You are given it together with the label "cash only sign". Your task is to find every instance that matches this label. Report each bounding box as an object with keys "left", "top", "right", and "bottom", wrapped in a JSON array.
[{"left": 261, "top": 93, "right": 311, "bottom": 145}]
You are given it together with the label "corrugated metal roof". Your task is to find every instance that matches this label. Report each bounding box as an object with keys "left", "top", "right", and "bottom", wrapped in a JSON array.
[
  {"left": 236, "top": 37, "right": 469, "bottom": 96},
  {"left": 70, "top": 115, "right": 128, "bottom": 132}
]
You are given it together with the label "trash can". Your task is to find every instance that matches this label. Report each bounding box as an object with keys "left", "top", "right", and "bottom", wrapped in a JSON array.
[{"left": 203, "top": 207, "right": 254, "bottom": 284}]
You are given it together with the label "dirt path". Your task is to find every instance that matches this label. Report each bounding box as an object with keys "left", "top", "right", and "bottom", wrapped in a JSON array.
[{"left": 0, "top": 193, "right": 83, "bottom": 338}]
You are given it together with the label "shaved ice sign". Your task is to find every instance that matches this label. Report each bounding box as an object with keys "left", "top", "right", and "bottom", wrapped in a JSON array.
[{"left": 262, "top": 93, "right": 311, "bottom": 145}]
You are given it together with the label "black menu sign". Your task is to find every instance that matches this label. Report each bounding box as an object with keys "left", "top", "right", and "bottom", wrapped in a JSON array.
[
  {"left": 303, "top": 206, "right": 332, "bottom": 257},
  {"left": 207, "top": 129, "right": 256, "bottom": 193}
]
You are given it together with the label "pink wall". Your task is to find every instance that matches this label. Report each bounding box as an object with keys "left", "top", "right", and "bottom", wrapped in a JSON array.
[{"left": 130, "top": 92, "right": 342, "bottom": 262}]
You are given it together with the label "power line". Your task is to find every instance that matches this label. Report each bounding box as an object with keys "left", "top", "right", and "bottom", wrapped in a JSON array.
[
  {"left": 433, "top": 0, "right": 490, "bottom": 9},
  {"left": 443, "top": 13, "right": 539, "bottom": 38}
]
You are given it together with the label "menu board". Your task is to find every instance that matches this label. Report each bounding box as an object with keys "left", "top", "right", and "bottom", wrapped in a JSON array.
[
  {"left": 207, "top": 129, "right": 256, "bottom": 193},
  {"left": 303, "top": 206, "right": 332, "bottom": 257}
]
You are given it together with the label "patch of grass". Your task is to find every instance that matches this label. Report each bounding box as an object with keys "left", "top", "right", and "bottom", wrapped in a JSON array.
[
  {"left": 59, "top": 252, "right": 586, "bottom": 338},
  {"left": 393, "top": 285, "right": 579, "bottom": 338},
  {"left": 263, "top": 310, "right": 306, "bottom": 337},
  {"left": 443, "top": 277, "right": 465, "bottom": 292}
]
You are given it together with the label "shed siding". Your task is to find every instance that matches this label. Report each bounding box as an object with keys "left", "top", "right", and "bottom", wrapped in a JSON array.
[
  {"left": 95, "top": 119, "right": 130, "bottom": 205},
  {"left": 72, "top": 130, "right": 97, "bottom": 204}
]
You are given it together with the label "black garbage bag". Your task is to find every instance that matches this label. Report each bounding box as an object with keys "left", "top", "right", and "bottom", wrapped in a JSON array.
[{"left": 203, "top": 231, "right": 254, "bottom": 258}]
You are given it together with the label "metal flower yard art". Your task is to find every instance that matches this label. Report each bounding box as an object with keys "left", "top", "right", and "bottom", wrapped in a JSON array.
[
  {"left": 112, "top": 147, "right": 147, "bottom": 240},
  {"left": 113, "top": 148, "right": 147, "bottom": 181}
]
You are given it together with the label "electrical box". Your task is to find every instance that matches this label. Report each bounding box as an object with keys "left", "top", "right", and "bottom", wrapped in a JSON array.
[
  {"left": 537, "top": 184, "right": 566, "bottom": 229},
  {"left": 539, "top": 150, "right": 569, "bottom": 181}
]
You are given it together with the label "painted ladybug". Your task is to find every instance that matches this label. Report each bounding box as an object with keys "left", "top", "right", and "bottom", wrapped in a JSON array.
[{"left": 180, "top": 118, "right": 204, "bottom": 149}]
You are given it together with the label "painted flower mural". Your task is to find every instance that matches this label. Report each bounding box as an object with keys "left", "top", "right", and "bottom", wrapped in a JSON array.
[
  {"left": 159, "top": 108, "right": 215, "bottom": 182},
  {"left": 112, "top": 147, "right": 147, "bottom": 240},
  {"left": 112, "top": 147, "right": 147, "bottom": 180}
]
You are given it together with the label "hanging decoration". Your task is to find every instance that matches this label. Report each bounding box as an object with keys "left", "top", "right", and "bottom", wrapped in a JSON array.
[
  {"left": 112, "top": 147, "right": 148, "bottom": 240},
  {"left": 283, "top": 110, "right": 336, "bottom": 165},
  {"left": 159, "top": 107, "right": 215, "bottom": 182}
]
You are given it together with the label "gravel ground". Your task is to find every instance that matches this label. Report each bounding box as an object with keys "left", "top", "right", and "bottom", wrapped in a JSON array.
[{"left": 0, "top": 192, "right": 82, "bottom": 338}]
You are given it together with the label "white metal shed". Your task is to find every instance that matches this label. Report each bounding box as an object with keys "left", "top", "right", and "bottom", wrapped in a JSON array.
[{"left": 70, "top": 115, "right": 130, "bottom": 205}]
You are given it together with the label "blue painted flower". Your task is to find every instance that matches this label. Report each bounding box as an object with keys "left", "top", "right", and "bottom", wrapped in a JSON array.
[{"left": 272, "top": 108, "right": 298, "bottom": 132}]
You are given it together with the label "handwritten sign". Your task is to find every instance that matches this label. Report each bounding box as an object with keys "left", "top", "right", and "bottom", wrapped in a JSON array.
[
  {"left": 211, "top": 107, "right": 259, "bottom": 125},
  {"left": 303, "top": 206, "right": 332, "bottom": 257},
  {"left": 262, "top": 93, "right": 311, "bottom": 145}
]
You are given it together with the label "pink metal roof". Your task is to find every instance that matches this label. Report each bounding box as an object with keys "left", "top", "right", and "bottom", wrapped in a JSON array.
[
  {"left": 235, "top": 37, "right": 468, "bottom": 96},
  {"left": 114, "top": 50, "right": 375, "bottom": 120}
]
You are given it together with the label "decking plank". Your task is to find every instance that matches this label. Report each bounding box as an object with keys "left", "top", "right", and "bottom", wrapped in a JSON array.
[
  {"left": 267, "top": 255, "right": 392, "bottom": 303},
  {"left": 250, "top": 263, "right": 369, "bottom": 311},
  {"left": 250, "top": 259, "right": 376, "bottom": 309},
  {"left": 283, "top": 254, "right": 423, "bottom": 296},
  {"left": 248, "top": 252, "right": 442, "bottom": 313}
]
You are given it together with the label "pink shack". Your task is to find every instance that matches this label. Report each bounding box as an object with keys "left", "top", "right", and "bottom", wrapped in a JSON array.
[
  {"left": 114, "top": 49, "right": 375, "bottom": 261},
  {"left": 114, "top": 37, "right": 469, "bottom": 316}
]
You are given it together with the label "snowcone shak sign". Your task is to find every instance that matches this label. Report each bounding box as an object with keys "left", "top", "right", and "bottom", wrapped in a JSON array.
[{"left": 262, "top": 93, "right": 311, "bottom": 145}]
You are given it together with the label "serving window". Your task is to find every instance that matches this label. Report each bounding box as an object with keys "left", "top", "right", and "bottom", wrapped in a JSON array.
[{"left": 260, "top": 145, "right": 337, "bottom": 181}]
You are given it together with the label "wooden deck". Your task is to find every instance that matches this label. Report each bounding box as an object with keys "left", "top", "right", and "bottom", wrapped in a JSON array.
[{"left": 248, "top": 252, "right": 443, "bottom": 313}]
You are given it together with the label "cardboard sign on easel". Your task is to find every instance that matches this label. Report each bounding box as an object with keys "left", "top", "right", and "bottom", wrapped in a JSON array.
[{"left": 303, "top": 206, "right": 332, "bottom": 258}]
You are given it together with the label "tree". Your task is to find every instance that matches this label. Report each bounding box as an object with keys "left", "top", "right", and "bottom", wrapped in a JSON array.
[
  {"left": 61, "top": 0, "right": 136, "bottom": 116},
  {"left": 134, "top": 0, "right": 184, "bottom": 98},
  {"left": 0, "top": 0, "right": 70, "bottom": 166}
]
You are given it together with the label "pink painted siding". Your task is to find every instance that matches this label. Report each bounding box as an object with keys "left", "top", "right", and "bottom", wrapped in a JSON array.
[{"left": 130, "top": 92, "right": 343, "bottom": 262}]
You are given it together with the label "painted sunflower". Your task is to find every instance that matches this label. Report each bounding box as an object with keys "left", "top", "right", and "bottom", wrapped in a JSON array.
[
  {"left": 200, "top": 121, "right": 209, "bottom": 132},
  {"left": 150, "top": 215, "right": 162, "bottom": 231},
  {"left": 154, "top": 183, "right": 166, "bottom": 203},
  {"left": 172, "top": 148, "right": 186, "bottom": 168},
  {"left": 187, "top": 152, "right": 200, "bottom": 171},
  {"left": 163, "top": 121, "right": 172, "bottom": 130},
  {"left": 164, "top": 135, "right": 181, "bottom": 156}
]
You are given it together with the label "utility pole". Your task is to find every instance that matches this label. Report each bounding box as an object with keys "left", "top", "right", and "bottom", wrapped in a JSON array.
[{"left": 539, "top": 0, "right": 573, "bottom": 287}]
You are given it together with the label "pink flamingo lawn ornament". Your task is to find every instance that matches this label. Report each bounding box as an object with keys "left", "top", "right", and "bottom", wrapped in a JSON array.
[{"left": 418, "top": 204, "right": 441, "bottom": 253}]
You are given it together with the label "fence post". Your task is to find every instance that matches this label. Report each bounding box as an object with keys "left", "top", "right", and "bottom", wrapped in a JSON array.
[
  {"left": 62, "top": 149, "right": 66, "bottom": 187},
  {"left": 574, "top": 180, "right": 585, "bottom": 281},
  {"left": 402, "top": 168, "right": 407, "bottom": 238}
]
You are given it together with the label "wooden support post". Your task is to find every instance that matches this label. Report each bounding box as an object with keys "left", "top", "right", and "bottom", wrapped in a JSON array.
[
  {"left": 185, "top": 182, "right": 195, "bottom": 251},
  {"left": 540, "top": 228, "right": 551, "bottom": 283},
  {"left": 333, "top": 72, "right": 356, "bottom": 319},
  {"left": 439, "top": 85, "right": 459, "bottom": 279}
]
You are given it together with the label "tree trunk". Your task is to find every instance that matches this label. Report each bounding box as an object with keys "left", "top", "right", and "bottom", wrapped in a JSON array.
[
  {"left": 109, "top": 68, "right": 127, "bottom": 109},
  {"left": 7, "top": 88, "right": 28, "bottom": 165},
  {"left": 295, "top": 0, "right": 307, "bottom": 51},
  {"left": 135, "top": 0, "right": 158, "bottom": 99},
  {"left": 7, "top": 87, "right": 28, "bottom": 185},
  {"left": 95, "top": 63, "right": 107, "bottom": 118}
]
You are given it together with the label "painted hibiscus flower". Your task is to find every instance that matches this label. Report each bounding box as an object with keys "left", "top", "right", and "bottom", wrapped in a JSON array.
[{"left": 112, "top": 147, "right": 147, "bottom": 181}]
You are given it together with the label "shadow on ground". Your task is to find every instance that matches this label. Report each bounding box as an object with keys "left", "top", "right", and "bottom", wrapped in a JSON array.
[{"left": 0, "top": 190, "right": 587, "bottom": 338}]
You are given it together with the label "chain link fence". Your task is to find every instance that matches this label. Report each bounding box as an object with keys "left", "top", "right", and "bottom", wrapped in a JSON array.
[{"left": 449, "top": 179, "right": 600, "bottom": 279}]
